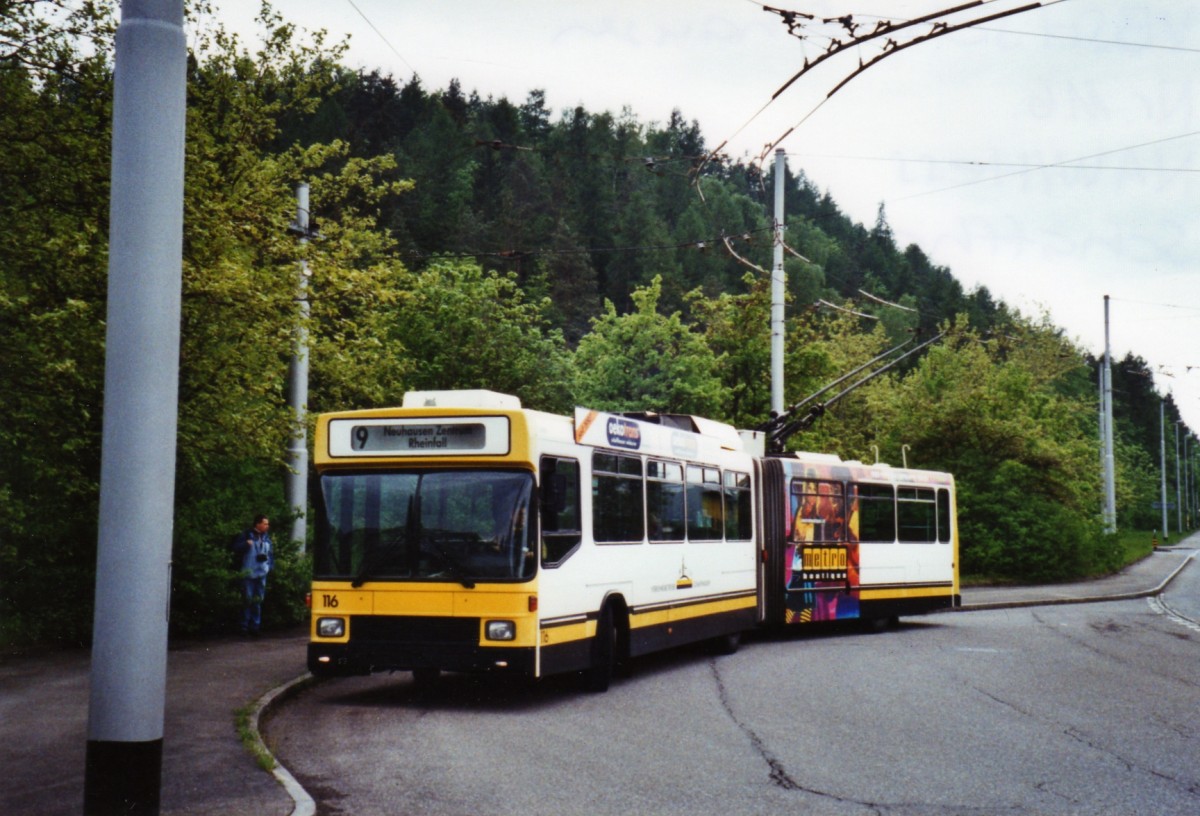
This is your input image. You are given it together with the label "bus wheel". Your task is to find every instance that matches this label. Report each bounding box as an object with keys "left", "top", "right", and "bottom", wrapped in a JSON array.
[
  {"left": 583, "top": 606, "right": 616, "bottom": 693},
  {"left": 865, "top": 616, "right": 896, "bottom": 633},
  {"left": 710, "top": 630, "right": 741, "bottom": 656},
  {"left": 412, "top": 667, "right": 441, "bottom": 688}
]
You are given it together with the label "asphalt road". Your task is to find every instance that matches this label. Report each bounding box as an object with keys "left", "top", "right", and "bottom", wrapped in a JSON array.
[
  {"left": 266, "top": 582, "right": 1200, "bottom": 816},
  {"left": 1157, "top": 555, "right": 1200, "bottom": 630}
]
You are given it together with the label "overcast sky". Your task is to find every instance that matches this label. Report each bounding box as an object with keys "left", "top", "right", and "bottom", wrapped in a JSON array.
[{"left": 211, "top": 0, "right": 1200, "bottom": 430}]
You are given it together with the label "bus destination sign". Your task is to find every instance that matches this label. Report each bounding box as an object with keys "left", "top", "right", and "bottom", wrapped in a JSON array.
[{"left": 328, "top": 417, "right": 511, "bottom": 457}]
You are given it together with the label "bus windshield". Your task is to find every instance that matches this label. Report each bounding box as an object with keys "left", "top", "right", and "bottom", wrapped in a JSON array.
[{"left": 316, "top": 470, "right": 536, "bottom": 586}]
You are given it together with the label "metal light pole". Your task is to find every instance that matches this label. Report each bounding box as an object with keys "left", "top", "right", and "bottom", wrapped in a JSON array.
[
  {"left": 285, "top": 183, "right": 311, "bottom": 553},
  {"left": 85, "top": 2, "right": 186, "bottom": 813}
]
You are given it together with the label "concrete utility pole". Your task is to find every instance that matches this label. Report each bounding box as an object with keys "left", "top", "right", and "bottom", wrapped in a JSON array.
[
  {"left": 1175, "top": 420, "right": 1183, "bottom": 534},
  {"left": 285, "top": 183, "right": 312, "bottom": 553},
  {"left": 85, "top": 2, "right": 186, "bottom": 814},
  {"left": 770, "top": 148, "right": 786, "bottom": 416},
  {"left": 1185, "top": 435, "right": 1192, "bottom": 529},
  {"left": 1161, "top": 399, "right": 1170, "bottom": 542},
  {"left": 1097, "top": 361, "right": 1106, "bottom": 521},
  {"left": 1101, "top": 296, "right": 1117, "bottom": 533}
]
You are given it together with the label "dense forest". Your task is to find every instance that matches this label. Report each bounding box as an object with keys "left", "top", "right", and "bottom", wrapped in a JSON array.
[{"left": 0, "top": 2, "right": 1192, "bottom": 647}]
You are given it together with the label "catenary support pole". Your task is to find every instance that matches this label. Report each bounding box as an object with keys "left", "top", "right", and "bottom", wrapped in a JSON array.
[
  {"left": 1097, "top": 361, "right": 1106, "bottom": 521},
  {"left": 286, "top": 183, "right": 311, "bottom": 553},
  {"left": 1097, "top": 361, "right": 1105, "bottom": 518},
  {"left": 1185, "top": 439, "right": 1195, "bottom": 528},
  {"left": 1190, "top": 436, "right": 1196, "bottom": 529},
  {"left": 1175, "top": 420, "right": 1182, "bottom": 534},
  {"left": 770, "top": 148, "right": 786, "bottom": 416},
  {"left": 1102, "top": 296, "right": 1117, "bottom": 533},
  {"left": 84, "top": 2, "right": 186, "bottom": 814},
  {"left": 1185, "top": 435, "right": 1192, "bottom": 529},
  {"left": 1161, "top": 399, "right": 1169, "bottom": 542}
]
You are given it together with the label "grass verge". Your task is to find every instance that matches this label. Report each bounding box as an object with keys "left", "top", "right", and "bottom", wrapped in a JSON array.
[{"left": 235, "top": 703, "right": 277, "bottom": 772}]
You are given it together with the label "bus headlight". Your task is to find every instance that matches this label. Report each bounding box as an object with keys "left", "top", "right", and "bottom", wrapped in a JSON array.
[
  {"left": 485, "top": 620, "right": 515, "bottom": 641},
  {"left": 317, "top": 617, "right": 345, "bottom": 638}
]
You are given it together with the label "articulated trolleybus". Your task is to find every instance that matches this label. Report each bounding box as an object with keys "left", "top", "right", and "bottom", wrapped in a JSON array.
[{"left": 308, "top": 390, "right": 959, "bottom": 689}]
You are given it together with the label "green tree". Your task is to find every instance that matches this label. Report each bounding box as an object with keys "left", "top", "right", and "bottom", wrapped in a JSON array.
[
  {"left": 0, "top": 0, "right": 116, "bottom": 645},
  {"left": 171, "top": 8, "right": 418, "bottom": 634},
  {"left": 573, "top": 276, "right": 729, "bottom": 416},
  {"left": 1114, "top": 433, "right": 1162, "bottom": 531},
  {"left": 0, "top": 2, "right": 419, "bottom": 644},
  {"left": 781, "top": 306, "right": 892, "bottom": 459},
  {"left": 869, "top": 318, "right": 1113, "bottom": 581},
  {"left": 688, "top": 272, "right": 771, "bottom": 428},
  {"left": 392, "top": 260, "right": 572, "bottom": 413}
]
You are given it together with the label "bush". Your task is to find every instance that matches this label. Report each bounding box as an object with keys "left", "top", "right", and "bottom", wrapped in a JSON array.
[
  {"left": 959, "top": 460, "right": 1107, "bottom": 583},
  {"left": 169, "top": 457, "right": 306, "bottom": 636}
]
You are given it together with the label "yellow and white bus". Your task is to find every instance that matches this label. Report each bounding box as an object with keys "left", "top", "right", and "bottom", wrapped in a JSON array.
[{"left": 307, "top": 390, "right": 958, "bottom": 690}]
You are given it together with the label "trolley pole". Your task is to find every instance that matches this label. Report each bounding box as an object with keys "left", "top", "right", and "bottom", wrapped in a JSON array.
[
  {"left": 1101, "top": 296, "right": 1117, "bottom": 533},
  {"left": 285, "top": 183, "right": 311, "bottom": 553},
  {"left": 770, "top": 148, "right": 786, "bottom": 416},
  {"left": 85, "top": 2, "right": 186, "bottom": 814}
]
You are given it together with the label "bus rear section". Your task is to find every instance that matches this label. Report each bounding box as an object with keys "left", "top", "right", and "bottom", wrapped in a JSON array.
[{"left": 759, "top": 454, "right": 959, "bottom": 629}]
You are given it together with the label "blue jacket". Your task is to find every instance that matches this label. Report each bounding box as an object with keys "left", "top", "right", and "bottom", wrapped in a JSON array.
[{"left": 238, "top": 528, "right": 274, "bottom": 579}]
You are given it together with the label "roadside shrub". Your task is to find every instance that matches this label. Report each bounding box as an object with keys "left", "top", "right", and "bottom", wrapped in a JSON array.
[{"left": 959, "top": 460, "right": 1106, "bottom": 583}]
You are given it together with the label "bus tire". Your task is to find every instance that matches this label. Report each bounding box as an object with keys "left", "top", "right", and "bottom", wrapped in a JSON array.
[
  {"left": 710, "top": 630, "right": 741, "bottom": 656},
  {"left": 412, "top": 667, "right": 441, "bottom": 688},
  {"left": 865, "top": 616, "right": 897, "bottom": 633},
  {"left": 583, "top": 606, "right": 616, "bottom": 693}
]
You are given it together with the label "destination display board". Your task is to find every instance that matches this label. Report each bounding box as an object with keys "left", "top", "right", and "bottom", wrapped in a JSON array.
[{"left": 327, "top": 416, "right": 511, "bottom": 457}]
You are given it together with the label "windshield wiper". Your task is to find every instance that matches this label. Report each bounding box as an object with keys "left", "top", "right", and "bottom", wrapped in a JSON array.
[
  {"left": 351, "top": 532, "right": 407, "bottom": 588},
  {"left": 421, "top": 530, "right": 476, "bottom": 589}
]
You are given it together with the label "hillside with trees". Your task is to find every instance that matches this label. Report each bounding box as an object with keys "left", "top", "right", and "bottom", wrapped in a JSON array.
[{"left": 0, "top": 2, "right": 1191, "bottom": 647}]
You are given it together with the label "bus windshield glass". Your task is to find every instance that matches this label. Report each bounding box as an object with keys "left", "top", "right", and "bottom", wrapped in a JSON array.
[{"left": 316, "top": 470, "right": 536, "bottom": 586}]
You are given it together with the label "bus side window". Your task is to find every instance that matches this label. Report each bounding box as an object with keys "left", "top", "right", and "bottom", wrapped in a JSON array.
[
  {"left": 937, "top": 487, "right": 952, "bottom": 544},
  {"left": 592, "top": 452, "right": 645, "bottom": 544},
  {"left": 898, "top": 487, "right": 936, "bottom": 542},
  {"left": 540, "top": 456, "right": 582, "bottom": 565},
  {"left": 790, "top": 479, "right": 845, "bottom": 543},
  {"left": 687, "top": 465, "right": 723, "bottom": 542},
  {"left": 723, "top": 470, "right": 753, "bottom": 541},
  {"left": 854, "top": 483, "right": 895, "bottom": 543},
  {"left": 647, "top": 459, "right": 685, "bottom": 542}
]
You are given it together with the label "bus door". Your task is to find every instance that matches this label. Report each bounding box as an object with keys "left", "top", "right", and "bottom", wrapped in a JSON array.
[{"left": 784, "top": 477, "right": 860, "bottom": 623}]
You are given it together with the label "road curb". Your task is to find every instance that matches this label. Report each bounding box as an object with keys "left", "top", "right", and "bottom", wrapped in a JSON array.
[
  {"left": 248, "top": 671, "right": 319, "bottom": 816},
  {"left": 954, "top": 550, "right": 1197, "bottom": 612}
]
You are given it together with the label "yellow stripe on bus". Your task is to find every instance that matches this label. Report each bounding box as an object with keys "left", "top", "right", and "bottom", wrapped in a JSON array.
[
  {"left": 859, "top": 585, "right": 954, "bottom": 601},
  {"left": 630, "top": 594, "right": 757, "bottom": 629},
  {"left": 539, "top": 620, "right": 593, "bottom": 648}
]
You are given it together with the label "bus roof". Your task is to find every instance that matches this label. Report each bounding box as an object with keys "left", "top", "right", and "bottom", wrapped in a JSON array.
[{"left": 402, "top": 390, "right": 522, "bottom": 410}]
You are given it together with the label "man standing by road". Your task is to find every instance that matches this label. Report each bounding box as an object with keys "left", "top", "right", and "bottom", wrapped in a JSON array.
[{"left": 235, "top": 515, "right": 274, "bottom": 635}]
